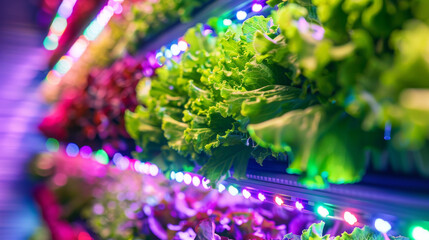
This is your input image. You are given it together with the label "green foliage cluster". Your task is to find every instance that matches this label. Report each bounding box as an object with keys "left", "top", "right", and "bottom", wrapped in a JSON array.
[
  {"left": 283, "top": 221, "right": 408, "bottom": 240},
  {"left": 126, "top": 0, "right": 429, "bottom": 187},
  {"left": 125, "top": 0, "right": 211, "bottom": 52}
]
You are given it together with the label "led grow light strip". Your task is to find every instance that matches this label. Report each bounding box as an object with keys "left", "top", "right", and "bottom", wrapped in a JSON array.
[
  {"left": 43, "top": 0, "right": 78, "bottom": 50},
  {"left": 44, "top": 0, "right": 123, "bottom": 84},
  {"left": 45, "top": 137, "right": 428, "bottom": 238}
]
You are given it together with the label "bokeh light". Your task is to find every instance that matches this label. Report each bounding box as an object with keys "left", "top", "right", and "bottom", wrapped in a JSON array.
[
  {"left": 170, "top": 44, "right": 180, "bottom": 56},
  {"left": 236, "top": 11, "right": 247, "bottom": 20},
  {"left": 258, "top": 193, "right": 265, "bottom": 202},
  {"left": 242, "top": 189, "right": 251, "bottom": 199},
  {"left": 94, "top": 149, "right": 109, "bottom": 165},
  {"left": 374, "top": 218, "right": 391, "bottom": 233},
  {"left": 344, "top": 211, "right": 357, "bottom": 225},
  {"left": 54, "top": 56, "right": 73, "bottom": 75},
  {"left": 46, "top": 138, "right": 59, "bottom": 152},
  {"left": 68, "top": 36, "right": 89, "bottom": 59},
  {"left": 175, "top": 172, "right": 184, "bottom": 183},
  {"left": 149, "top": 165, "right": 159, "bottom": 176},
  {"left": 51, "top": 16, "right": 68, "bottom": 35},
  {"left": 228, "top": 185, "right": 239, "bottom": 196},
  {"left": 43, "top": 34, "right": 59, "bottom": 50},
  {"left": 218, "top": 183, "right": 226, "bottom": 193},
  {"left": 295, "top": 201, "right": 304, "bottom": 211},
  {"left": 178, "top": 40, "right": 188, "bottom": 51},
  {"left": 223, "top": 19, "right": 232, "bottom": 26},
  {"left": 252, "top": 3, "right": 263, "bottom": 12},
  {"left": 80, "top": 145, "right": 92, "bottom": 158},
  {"left": 184, "top": 173, "right": 192, "bottom": 185},
  {"left": 275, "top": 196, "right": 284, "bottom": 206},
  {"left": 65, "top": 143, "right": 79, "bottom": 157},
  {"left": 412, "top": 226, "right": 429, "bottom": 240},
  {"left": 317, "top": 206, "right": 330, "bottom": 218},
  {"left": 192, "top": 176, "right": 200, "bottom": 187}
]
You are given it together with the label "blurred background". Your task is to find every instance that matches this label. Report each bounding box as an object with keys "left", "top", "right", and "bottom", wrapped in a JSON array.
[{"left": 0, "top": 0, "right": 48, "bottom": 238}]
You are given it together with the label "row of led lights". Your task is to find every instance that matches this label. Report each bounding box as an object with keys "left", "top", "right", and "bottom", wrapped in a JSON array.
[
  {"left": 169, "top": 170, "right": 393, "bottom": 235},
  {"left": 44, "top": 0, "right": 124, "bottom": 85},
  {"left": 43, "top": 0, "right": 78, "bottom": 51},
  {"left": 155, "top": 2, "right": 266, "bottom": 63},
  {"left": 47, "top": 137, "right": 429, "bottom": 240},
  {"left": 172, "top": 171, "right": 429, "bottom": 240}
]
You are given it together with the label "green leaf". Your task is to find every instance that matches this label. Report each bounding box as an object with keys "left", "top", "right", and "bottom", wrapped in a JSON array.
[
  {"left": 198, "top": 144, "right": 252, "bottom": 184},
  {"left": 242, "top": 16, "right": 272, "bottom": 41},
  {"left": 251, "top": 146, "right": 272, "bottom": 166},
  {"left": 267, "top": 0, "right": 284, "bottom": 7},
  {"left": 301, "top": 222, "right": 329, "bottom": 240}
]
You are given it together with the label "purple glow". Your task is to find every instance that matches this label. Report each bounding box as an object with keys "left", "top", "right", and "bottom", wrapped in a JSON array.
[
  {"left": 311, "top": 25, "right": 325, "bottom": 40},
  {"left": 80, "top": 145, "right": 92, "bottom": 158},
  {"left": 297, "top": 17, "right": 310, "bottom": 33},
  {"left": 136, "top": 145, "right": 143, "bottom": 152},
  {"left": 296, "top": 17, "right": 325, "bottom": 40},
  {"left": 93, "top": 203, "right": 104, "bottom": 215}
]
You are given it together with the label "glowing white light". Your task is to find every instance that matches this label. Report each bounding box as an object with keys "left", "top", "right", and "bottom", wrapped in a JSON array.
[
  {"left": 374, "top": 218, "right": 391, "bottom": 234},
  {"left": 202, "top": 178, "right": 210, "bottom": 189},
  {"left": 192, "top": 176, "right": 200, "bottom": 187},
  {"left": 228, "top": 186, "right": 239, "bottom": 196},
  {"left": 178, "top": 40, "right": 188, "bottom": 51},
  {"left": 258, "top": 193, "right": 266, "bottom": 201},
  {"left": 317, "top": 206, "right": 329, "bottom": 218},
  {"left": 252, "top": 3, "right": 263, "bottom": 12},
  {"left": 223, "top": 19, "right": 232, "bottom": 26},
  {"left": 275, "top": 196, "right": 284, "bottom": 206},
  {"left": 218, "top": 184, "right": 226, "bottom": 193},
  {"left": 134, "top": 161, "right": 141, "bottom": 172},
  {"left": 236, "top": 11, "right": 247, "bottom": 21},
  {"left": 175, "top": 172, "right": 184, "bottom": 183},
  {"left": 170, "top": 171, "right": 176, "bottom": 180},
  {"left": 295, "top": 201, "right": 304, "bottom": 211},
  {"left": 68, "top": 37, "right": 89, "bottom": 59},
  {"left": 412, "top": 227, "right": 429, "bottom": 240},
  {"left": 184, "top": 173, "right": 192, "bottom": 185},
  {"left": 170, "top": 44, "right": 180, "bottom": 56},
  {"left": 344, "top": 211, "right": 358, "bottom": 225},
  {"left": 58, "top": 0, "right": 77, "bottom": 18},
  {"left": 149, "top": 165, "right": 159, "bottom": 176},
  {"left": 142, "top": 163, "right": 150, "bottom": 174},
  {"left": 164, "top": 49, "right": 172, "bottom": 58},
  {"left": 242, "top": 189, "right": 251, "bottom": 199}
]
